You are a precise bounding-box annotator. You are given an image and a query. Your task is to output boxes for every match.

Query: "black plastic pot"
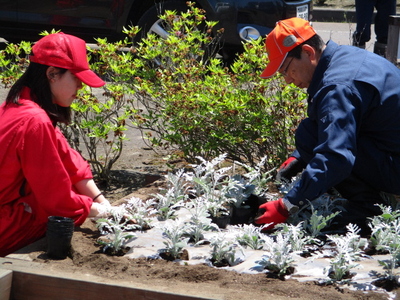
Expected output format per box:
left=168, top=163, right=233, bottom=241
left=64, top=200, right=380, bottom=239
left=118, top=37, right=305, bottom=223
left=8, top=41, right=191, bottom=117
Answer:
left=230, top=205, right=255, bottom=225
left=211, top=214, right=231, bottom=229
left=231, top=194, right=267, bottom=225
left=46, top=216, right=74, bottom=260
left=210, top=206, right=233, bottom=229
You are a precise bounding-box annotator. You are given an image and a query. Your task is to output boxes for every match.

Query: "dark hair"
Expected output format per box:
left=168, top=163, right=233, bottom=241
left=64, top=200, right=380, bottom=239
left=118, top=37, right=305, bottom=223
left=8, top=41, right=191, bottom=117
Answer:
left=287, top=34, right=325, bottom=59
left=5, top=62, right=71, bottom=124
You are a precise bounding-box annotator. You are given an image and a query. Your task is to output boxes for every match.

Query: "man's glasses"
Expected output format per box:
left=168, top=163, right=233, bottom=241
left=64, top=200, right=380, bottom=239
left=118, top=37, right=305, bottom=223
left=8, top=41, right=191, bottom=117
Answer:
left=280, top=57, right=294, bottom=77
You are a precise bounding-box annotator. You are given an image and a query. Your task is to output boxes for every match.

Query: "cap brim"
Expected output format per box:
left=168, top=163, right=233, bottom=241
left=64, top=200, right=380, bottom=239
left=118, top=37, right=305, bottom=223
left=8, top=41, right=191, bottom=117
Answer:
left=260, top=53, right=287, bottom=79
left=74, top=70, right=105, bottom=87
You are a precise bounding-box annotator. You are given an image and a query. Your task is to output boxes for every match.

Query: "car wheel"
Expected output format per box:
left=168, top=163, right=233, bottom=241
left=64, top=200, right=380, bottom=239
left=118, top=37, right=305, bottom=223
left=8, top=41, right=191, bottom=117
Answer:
left=134, top=1, right=223, bottom=64
left=135, top=1, right=189, bottom=42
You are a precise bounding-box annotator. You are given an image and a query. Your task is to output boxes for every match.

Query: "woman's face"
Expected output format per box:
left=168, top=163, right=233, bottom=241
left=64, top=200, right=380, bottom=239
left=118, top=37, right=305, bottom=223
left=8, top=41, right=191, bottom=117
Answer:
left=48, top=67, right=83, bottom=107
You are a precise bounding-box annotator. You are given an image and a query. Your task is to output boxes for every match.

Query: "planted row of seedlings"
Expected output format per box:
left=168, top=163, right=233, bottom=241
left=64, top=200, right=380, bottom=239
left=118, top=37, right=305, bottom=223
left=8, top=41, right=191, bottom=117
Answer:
left=95, top=154, right=400, bottom=292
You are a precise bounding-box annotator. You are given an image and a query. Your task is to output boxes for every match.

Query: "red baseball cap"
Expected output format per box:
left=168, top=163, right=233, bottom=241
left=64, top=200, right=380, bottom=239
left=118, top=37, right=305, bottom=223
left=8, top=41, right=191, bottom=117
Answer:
left=29, top=33, right=105, bottom=87
left=261, top=18, right=316, bottom=79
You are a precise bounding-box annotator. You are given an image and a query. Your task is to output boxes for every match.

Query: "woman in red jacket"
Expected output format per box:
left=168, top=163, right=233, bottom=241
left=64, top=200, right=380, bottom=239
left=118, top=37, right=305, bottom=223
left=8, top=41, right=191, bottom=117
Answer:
left=0, top=33, right=111, bottom=256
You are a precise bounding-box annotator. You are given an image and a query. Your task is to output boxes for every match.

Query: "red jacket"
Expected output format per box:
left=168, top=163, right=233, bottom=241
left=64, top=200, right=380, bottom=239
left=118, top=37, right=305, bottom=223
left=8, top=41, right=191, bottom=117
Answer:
left=0, top=88, right=93, bottom=256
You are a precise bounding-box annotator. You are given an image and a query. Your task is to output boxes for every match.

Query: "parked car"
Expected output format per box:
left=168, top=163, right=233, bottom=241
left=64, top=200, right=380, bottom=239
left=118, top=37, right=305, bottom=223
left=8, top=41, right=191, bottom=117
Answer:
left=0, top=0, right=312, bottom=61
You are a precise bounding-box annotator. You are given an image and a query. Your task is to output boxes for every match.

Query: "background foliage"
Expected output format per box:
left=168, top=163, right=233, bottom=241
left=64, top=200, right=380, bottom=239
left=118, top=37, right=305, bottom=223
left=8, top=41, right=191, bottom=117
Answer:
left=0, top=2, right=307, bottom=183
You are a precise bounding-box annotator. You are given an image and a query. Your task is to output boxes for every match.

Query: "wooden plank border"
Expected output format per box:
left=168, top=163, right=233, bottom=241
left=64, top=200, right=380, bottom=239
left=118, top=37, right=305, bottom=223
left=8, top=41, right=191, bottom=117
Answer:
left=0, top=269, right=12, bottom=300
left=0, top=258, right=210, bottom=300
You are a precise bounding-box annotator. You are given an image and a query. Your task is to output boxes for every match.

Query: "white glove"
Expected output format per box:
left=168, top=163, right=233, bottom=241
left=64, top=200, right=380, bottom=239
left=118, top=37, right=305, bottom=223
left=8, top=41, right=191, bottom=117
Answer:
left=91, top=201, right=120, bottom=219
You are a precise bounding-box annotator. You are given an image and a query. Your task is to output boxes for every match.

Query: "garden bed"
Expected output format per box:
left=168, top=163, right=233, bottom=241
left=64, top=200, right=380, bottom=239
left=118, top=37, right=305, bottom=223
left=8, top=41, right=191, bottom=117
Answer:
left=3, top=176, right=397, bottom=300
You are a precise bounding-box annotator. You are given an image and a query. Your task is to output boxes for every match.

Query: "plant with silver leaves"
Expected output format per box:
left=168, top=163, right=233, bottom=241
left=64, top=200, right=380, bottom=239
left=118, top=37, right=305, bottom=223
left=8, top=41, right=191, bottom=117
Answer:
left=226, top=174, right=255, bottom=208
left=324, top=224, right=363, bottom=282
left=209, top=232, right=243, bottom=267
left=152, top=187, right=185, bottom=221
left=233, top=223, right=266, bottom=250
left=96, top=207, right=137, bottom=255
left=124, top=197, right=156, bottom=230
left=186, top=154, right=240, bottom=217
left=233, top=156, right=272, bottom=196
left=151, top=169, right=190, bottom=221
left=369, top=206, right=400, bottom=281
left=297, top=198, right=340, bottom=239
left=183, top=197, right=219, bottom=245
left=158, top=219, right=190, bottom=260
left=258, top=231, right=295, bottom=277
left=163, top=169, right=190, bottom=203
left=275, top=222, right=310, bottom=253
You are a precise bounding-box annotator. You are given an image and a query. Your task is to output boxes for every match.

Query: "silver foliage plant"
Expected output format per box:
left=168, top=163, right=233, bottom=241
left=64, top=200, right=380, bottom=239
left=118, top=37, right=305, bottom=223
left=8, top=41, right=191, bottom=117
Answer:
left=96, top=206, right=137, bottom=254
left=324, top=224, right=365, bottom=282
left=183, top=197, right=219, bottom=245
left=233, top=223, right=267, bottom=250
left=124, top=197, right=156, bottom=230
left=369, top=205, right=400, bottom=281
left=185, top=153, right=242, bottom=217
left=257, top=231, right=295, bottom=277
left=94, top=154, right=400, bottom=285
left=209, top=232, right=244, bottom=267
left=158, top=219, right=190, bottom=260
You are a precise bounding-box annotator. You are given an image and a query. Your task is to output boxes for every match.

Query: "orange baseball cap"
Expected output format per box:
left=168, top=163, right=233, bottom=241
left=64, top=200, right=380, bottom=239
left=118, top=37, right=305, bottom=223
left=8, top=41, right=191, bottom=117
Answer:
left=30, top=33, right=105, bottom=87
left=261, top=17, right=316, bottom=79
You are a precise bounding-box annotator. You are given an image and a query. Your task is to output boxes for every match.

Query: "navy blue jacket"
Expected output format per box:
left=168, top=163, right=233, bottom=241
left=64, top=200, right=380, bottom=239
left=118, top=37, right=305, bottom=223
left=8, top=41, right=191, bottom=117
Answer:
left=285, top=40, right=400, bottom=207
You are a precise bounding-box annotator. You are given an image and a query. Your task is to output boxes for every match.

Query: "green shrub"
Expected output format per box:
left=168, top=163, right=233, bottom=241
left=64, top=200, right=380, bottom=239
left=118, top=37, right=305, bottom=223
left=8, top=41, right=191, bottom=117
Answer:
left=93, top=2, right=307, bottom=172
left=0, top=2, right=307, bottom=183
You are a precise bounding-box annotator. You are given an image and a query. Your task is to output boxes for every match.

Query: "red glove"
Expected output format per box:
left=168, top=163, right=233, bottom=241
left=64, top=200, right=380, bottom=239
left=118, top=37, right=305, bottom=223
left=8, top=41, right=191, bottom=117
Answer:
left=254, top=198, right=289, bottom=230
left=276, top=156, right=305, bottom=183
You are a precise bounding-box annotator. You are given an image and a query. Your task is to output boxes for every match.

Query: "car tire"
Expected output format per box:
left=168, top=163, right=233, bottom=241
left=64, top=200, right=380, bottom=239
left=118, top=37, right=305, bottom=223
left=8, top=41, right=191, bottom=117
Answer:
left=135, top=1, right=189, bottom=42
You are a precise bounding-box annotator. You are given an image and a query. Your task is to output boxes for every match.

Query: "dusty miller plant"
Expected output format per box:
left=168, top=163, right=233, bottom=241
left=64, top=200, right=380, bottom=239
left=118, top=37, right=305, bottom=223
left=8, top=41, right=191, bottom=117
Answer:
left=151, top=188, right=185, bottom=221
left=369, top=205, right=400, bottom=280
left=185, top=154, right=240, bottom=217
left=324, top=224, right=364, bottom=282
left=183, top=197, right=219, bottom=245
left=258, top=231, right=295, bottom=277
left=233, top=224, right=266, bottom=250
left=209, top=233, right=243, bottom=267
left=158, top=219, right=190, bottom=260
left=287, top=192, right=342, bottom=240
left=280, top=176, right=343, bottom=239
left=275, top=222, right=310, bottom=253
left=96, top=207, right=137, bottom=255
left=123, top=197, right=156, bottom=230
left=226, top=174, right=256, bottom=208
left=233, top=156, right=273, bottom=196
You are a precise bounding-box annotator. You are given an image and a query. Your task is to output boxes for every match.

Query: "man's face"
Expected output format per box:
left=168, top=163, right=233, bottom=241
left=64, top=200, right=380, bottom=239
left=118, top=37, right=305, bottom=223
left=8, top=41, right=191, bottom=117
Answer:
left=278, top=45, right=318, bottom=89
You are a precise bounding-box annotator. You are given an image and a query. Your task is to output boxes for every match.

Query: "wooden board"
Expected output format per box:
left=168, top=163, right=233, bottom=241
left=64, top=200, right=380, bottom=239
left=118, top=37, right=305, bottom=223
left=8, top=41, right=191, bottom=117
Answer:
left=0, top=269, right=12, bottom=300
left=0, top=258, right=210, bottom=300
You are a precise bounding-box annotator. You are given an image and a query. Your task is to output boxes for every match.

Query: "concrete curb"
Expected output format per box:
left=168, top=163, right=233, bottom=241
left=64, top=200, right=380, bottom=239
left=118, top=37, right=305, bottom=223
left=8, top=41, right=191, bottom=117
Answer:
left=312, top=8, right=357, bottom=23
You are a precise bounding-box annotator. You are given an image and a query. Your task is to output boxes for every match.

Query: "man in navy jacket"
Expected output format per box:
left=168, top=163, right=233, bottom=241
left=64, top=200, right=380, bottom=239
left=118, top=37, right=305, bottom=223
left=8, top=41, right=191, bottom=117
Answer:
left=255, top=17, right=400, bottom=235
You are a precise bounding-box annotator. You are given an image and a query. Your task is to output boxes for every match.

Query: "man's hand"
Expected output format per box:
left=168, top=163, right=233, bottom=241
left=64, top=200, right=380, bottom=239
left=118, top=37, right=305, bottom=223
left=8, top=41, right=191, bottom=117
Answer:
left=254, top=198, right=289, bottom=230
left=276, top=156, right=305, bottom=183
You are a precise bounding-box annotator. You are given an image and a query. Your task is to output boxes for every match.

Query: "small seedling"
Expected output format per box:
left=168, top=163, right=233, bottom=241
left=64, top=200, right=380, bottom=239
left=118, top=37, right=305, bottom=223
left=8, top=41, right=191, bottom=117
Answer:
left=96, top=207, right=137, bottom=255
left=152, top=187, right=185, bottom=221
left=233, top=224, right=266, bottom=250
left=275, top=222, right=310, bottom=253
left=124, top=197, right=155, bottom=230
left=258, top=231, right=295, bottom=278
left=209, top=233, right=242, bottom=267
left=158, top=219, right=190, bottom=260
left=324, top=224, right=363, bottom=282
left=184, top=197, right=219, bottom=245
